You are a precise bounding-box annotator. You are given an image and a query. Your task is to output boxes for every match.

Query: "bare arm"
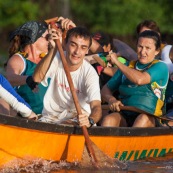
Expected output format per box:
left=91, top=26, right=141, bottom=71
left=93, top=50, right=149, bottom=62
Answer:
left=101, top=84, right=123, bottom=112
left=109, top=53, right=151, bottom=85
left=102, top=67, right=118, bottom=77
left=6, top=55, right=27, bottom=86
left=101, top=84, right=116, bottom=103
left=32, top=46, right=57, bottom=83
left=78, top=100, right=102, bottom=128
left=33, top=18, right=76, bottom=83
left=89, top=100, right=102, bottom=124
left=32, top=27, right=60, bottom=82
left=84, top=54, right=97, bottom=64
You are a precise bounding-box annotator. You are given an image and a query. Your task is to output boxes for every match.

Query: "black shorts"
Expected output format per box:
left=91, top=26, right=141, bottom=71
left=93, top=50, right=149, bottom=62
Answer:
left=120, top=110, right=161, bottom=127
left=120, top=110, right=139, bottom=127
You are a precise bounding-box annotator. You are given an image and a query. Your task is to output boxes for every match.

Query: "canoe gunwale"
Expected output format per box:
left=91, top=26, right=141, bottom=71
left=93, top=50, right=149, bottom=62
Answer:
left=0, top=114, right=173, bottom=136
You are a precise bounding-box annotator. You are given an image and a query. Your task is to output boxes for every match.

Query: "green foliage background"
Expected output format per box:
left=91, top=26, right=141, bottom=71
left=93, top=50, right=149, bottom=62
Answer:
left=71, top=0, right=173, bottom=33
left=0, top=0, right=173, bottom=71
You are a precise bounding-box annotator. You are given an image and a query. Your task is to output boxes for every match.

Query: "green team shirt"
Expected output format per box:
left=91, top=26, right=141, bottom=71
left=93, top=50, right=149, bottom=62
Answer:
left=107, top=60, right=169, bottom=116
left=16, top=58, right=49, bottom=114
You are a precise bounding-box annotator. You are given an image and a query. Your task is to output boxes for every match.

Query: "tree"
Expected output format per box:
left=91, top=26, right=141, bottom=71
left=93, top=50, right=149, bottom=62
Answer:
left=0, top=0, right=40, bottom=29
left=70, top=0, right=173, bottom=36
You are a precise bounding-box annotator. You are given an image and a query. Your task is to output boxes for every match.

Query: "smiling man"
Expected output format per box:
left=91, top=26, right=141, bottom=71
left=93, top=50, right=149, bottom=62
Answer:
left=101, top=30, right=169, bottom=127
left=31, top=26, right=102, bottom=127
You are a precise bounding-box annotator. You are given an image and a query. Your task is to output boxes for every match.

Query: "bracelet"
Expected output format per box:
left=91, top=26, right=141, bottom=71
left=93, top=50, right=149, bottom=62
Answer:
left=26, top=76, right=38, bottom=90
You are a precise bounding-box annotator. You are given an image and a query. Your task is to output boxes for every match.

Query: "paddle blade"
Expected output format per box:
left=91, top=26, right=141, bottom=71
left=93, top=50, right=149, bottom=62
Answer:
left=80, top=141, right=127, bottom=170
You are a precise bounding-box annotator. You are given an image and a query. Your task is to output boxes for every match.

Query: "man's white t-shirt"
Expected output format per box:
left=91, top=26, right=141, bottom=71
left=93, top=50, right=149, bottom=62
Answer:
left=40, top=51, right=101, bottom=123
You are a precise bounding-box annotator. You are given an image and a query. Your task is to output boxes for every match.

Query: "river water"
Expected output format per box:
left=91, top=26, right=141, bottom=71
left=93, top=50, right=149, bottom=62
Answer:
left=0, top=156, right=173, bottom=173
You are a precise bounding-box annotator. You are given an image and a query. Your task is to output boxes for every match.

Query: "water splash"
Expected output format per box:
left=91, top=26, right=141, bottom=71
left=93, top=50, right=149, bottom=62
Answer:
left=1, top=157, right=172, bottom=173
left=0, top=157, right=79, bottom=173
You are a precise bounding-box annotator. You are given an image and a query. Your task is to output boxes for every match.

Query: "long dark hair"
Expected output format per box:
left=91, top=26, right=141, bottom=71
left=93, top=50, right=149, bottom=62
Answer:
left=4, top=35, right=29, bottom=68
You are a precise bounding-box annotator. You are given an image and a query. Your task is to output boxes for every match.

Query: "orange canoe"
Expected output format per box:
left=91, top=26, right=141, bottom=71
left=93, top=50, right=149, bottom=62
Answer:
left=0, top=114, right=172, bottom=167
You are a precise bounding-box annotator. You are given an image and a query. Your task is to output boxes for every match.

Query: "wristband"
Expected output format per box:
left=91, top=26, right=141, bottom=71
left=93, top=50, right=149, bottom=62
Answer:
left=114, top=57, right=127, bottom=67
left=96, top=65, right=104, bottom=75
left=88, top=117, right=95, bottom=127
left=26, top=76, right=38, bottom=90
left=117, top=57, right=126, bottom=64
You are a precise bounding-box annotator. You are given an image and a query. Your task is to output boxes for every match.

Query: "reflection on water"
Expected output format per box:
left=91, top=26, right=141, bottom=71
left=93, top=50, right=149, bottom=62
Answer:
left=0, top=157, right=173, bottom=173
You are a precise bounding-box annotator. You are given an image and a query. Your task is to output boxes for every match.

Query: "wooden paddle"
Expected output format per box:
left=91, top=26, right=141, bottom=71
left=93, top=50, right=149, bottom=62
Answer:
left=102, top=105, right=173, bottom=122
left=45, top=18, right=98, bottom=166
left=45, top=17, right=127, bottom=169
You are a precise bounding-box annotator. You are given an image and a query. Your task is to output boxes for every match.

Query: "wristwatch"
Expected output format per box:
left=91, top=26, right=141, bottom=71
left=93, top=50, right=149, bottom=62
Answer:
left=88, top=117, right=95, bottom=127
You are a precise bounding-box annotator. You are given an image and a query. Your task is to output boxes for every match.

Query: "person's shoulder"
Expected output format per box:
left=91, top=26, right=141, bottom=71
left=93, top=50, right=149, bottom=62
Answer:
left=162, top=44, right=172, bottom=52
left=10, top=53, right=24, bottom=60
left=83, top=60, right=98, bottom=74
left=7, top=53, right=25, bottom=66
left=152, top=59, right=166, bottom=65
left=153, top=60, right=168, bottom=70
left=157, top=60, right=168, bottom=65
left=83, top=59, right=94, bottom=67
left=84, top=59, right=97, bottom=69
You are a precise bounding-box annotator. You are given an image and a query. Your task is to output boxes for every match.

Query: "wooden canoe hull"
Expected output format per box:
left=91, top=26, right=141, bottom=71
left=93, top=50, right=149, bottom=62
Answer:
left=0, top=114, right=173, bottom=167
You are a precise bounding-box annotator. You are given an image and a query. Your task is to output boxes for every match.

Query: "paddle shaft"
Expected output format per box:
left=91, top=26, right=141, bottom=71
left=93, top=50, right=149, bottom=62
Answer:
left=53, top=31, right=97, bottom=164
left=102, top=105, right=173, bottom=122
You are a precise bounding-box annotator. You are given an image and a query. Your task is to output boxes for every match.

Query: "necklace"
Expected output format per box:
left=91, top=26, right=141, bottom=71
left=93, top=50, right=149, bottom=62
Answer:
left=135, top=61, right=153, bottom=71
left=39, top=52, right=47, bottom=59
